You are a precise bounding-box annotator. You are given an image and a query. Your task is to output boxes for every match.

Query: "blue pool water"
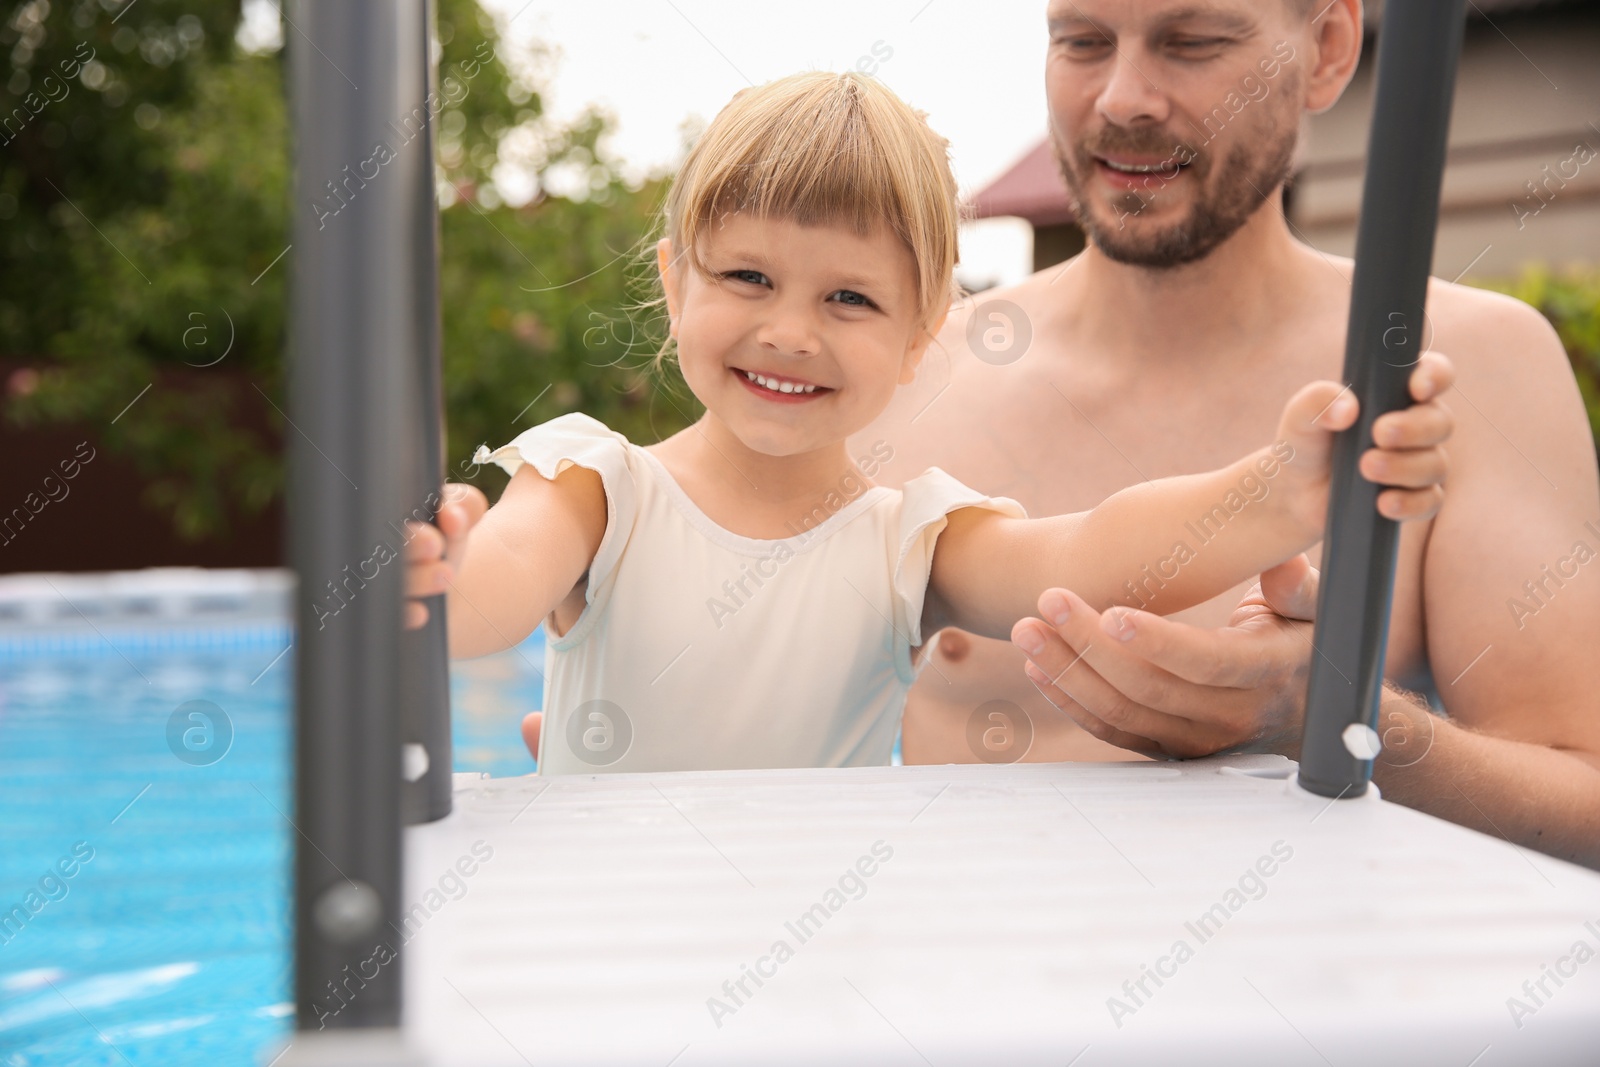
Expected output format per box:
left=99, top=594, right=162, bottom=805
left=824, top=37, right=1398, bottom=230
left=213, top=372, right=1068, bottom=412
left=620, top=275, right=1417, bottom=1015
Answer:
left=0, top=617, right=544, bottom=1066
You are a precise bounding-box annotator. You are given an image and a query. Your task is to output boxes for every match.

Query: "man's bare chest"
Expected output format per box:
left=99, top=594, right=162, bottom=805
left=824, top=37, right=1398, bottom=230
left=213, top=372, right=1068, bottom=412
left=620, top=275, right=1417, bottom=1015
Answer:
left=922, top=345, right=1333, bottom=519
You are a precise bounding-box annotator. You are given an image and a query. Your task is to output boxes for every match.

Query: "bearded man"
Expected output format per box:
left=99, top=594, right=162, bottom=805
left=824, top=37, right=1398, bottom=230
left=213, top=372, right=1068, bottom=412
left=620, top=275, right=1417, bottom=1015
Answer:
left=852, top=0, right=1600, bottom=868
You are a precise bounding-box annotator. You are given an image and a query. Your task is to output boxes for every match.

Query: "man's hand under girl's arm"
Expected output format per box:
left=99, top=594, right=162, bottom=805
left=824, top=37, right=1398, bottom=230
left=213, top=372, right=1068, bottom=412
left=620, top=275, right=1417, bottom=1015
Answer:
left=403, top=462, right=609, bottom=659
left=924, top=353, right=1456, bottom=643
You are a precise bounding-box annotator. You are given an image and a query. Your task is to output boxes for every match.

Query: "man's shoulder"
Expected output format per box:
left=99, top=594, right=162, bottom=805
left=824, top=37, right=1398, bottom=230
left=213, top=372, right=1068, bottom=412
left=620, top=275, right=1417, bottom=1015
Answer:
left=1271, top=245, right=1557, bottom=360
left=1426, top=276, right=1566, bottom=374
left=1429, top=275, right=1555, bottom=333
left=950, top=259, right=1081, bottom=321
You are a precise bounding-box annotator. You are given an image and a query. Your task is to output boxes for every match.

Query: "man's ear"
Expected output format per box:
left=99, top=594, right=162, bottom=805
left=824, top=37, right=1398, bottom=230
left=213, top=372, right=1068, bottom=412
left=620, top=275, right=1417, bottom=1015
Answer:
left=900, top=302, right=950, bottom=385
left=1303, top=0, right=1363, bottom=115
left=656, top=237, right=682, bottom=337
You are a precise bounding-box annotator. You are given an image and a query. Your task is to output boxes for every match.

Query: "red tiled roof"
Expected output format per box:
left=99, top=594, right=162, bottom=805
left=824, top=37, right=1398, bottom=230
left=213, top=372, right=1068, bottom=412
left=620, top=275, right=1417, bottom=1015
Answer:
left=968, top=140, right=1076, bottom=227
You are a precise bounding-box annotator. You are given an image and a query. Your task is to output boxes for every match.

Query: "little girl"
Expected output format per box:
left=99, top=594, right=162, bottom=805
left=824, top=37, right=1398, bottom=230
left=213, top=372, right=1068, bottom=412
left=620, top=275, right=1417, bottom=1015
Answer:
left=405, top=71, right=1452, bottom=775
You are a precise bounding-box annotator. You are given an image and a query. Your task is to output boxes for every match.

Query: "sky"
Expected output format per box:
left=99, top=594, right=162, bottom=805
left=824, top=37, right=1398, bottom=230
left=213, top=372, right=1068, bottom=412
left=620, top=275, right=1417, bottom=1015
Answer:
left=477, top=0, right=1060, bottom=289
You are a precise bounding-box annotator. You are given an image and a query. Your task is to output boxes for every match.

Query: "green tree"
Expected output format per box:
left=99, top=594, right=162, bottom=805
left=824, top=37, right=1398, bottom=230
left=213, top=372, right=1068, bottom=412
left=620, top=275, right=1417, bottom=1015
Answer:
left=2, top=0, right=684, bottom=542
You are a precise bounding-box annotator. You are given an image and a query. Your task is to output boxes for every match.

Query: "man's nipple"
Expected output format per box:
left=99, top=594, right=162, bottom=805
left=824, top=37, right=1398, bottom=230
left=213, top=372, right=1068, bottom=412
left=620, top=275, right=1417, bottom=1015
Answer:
left=937, top=629, right=970, bottom=663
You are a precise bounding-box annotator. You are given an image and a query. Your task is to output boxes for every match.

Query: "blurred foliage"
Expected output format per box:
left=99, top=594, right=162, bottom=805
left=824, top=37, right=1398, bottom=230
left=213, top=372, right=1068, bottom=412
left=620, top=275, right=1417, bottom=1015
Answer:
left=438, top=179, right=693, bottom=494
left=1, top=0, right=686, bottom=542
left=1476, top=267, right=1600, bottom=446
left=13, top=0, right=1593, bottom=548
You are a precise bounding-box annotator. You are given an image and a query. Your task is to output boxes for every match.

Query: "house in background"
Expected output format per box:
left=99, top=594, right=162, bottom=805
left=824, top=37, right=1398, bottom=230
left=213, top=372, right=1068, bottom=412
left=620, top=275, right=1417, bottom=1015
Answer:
left=970, top=0, right=1600, bottom=279
left=968, top=139, right=1087, bottom=274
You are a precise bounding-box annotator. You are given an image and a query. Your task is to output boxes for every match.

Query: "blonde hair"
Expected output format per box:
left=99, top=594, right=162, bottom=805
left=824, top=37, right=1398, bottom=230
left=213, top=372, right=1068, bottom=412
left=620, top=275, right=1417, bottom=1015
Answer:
left=648, top=70, right=961, bottom=373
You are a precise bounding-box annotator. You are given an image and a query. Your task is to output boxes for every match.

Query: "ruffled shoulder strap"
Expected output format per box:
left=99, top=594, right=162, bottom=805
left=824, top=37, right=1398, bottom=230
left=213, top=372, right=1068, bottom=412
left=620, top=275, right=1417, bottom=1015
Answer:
left=472, top=412, right=639, bottom=645
left=890, top=467, right=1027, bottom=683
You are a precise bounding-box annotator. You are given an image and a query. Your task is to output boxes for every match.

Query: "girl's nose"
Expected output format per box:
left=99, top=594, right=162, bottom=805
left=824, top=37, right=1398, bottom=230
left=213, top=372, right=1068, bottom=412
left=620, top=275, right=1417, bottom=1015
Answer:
left=755, top=301, right=821, bottom=358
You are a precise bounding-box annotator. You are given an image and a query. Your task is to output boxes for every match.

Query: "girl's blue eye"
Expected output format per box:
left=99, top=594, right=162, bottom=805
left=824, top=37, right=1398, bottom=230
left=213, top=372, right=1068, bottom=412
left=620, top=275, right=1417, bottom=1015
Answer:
left=719, top=269, right=875, bottom=308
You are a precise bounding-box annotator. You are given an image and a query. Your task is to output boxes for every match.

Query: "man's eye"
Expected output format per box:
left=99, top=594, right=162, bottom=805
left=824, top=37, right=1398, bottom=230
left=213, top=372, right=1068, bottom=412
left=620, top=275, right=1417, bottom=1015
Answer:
left=1169, top=37, right=1229, bottom=53
left=1055, top=35, right=1111, bottom=55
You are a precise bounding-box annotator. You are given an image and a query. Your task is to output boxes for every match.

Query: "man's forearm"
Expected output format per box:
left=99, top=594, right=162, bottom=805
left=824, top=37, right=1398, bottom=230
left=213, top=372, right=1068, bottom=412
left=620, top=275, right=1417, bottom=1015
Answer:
left=1367, top=687, right=1600, bottom=870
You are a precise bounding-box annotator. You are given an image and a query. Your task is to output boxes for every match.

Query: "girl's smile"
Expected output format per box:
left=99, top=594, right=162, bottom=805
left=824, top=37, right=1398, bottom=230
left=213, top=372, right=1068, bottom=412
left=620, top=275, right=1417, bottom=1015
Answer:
left=732, top=366, right=834, bottom=402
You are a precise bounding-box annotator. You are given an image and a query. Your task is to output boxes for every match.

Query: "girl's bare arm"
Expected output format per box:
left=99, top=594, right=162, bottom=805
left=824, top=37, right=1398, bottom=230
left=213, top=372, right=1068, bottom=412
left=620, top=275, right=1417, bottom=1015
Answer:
left=925, top=361, right=1454, bottom=642
left=405, top=462, right=608, bottom=659
left=927, top=446, right=1315, bottom=642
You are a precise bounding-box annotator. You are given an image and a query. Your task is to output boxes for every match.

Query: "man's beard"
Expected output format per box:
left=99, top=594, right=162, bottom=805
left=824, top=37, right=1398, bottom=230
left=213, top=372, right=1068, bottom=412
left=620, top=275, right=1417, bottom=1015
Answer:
left=1054, top=114, right=1298, bottom=270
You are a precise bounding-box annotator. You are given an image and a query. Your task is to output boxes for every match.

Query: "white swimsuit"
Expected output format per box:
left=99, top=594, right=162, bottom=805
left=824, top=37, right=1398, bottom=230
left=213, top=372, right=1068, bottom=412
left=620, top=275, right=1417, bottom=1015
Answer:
left=473, top=413, right=1026, bottom=775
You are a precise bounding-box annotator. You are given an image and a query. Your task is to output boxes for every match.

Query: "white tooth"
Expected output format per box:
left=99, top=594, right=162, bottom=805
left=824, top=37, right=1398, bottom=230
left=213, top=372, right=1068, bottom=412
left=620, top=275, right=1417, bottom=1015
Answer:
left=1107, top=160, right=1170, bottom=174
left=744, top=371, right=821, bottom=394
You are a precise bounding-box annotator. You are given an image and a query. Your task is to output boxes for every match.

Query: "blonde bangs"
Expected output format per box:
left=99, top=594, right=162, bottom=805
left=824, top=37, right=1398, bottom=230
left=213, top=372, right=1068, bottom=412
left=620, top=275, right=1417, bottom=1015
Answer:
left=663, top=71, right=960, bottom=336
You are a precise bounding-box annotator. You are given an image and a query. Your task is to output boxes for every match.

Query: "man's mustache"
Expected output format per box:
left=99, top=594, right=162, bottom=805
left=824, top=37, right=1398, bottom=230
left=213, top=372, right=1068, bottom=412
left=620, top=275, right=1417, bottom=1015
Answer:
left=1073, top=131, right=1204, bottom=171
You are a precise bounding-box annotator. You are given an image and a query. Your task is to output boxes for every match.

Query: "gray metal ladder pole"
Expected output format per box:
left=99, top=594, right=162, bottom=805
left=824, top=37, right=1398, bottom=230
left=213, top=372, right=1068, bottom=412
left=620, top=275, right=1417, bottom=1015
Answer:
left=400, top=0, right=454, bottom=828
left=1296, top=0, right=1468, bottom=798
left=287, top=0, right=429, bottom=1033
